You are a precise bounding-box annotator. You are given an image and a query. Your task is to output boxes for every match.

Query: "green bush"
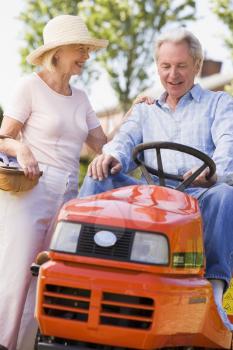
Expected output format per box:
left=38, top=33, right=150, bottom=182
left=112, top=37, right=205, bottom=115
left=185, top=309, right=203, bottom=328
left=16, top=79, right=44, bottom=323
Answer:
left=79, top=157, right=90, bottom=188
left=225, top=81, right=233, bottom=96
left=0, top=105, right=3, bottom=126
left=78, top=157, right=142, bottom=190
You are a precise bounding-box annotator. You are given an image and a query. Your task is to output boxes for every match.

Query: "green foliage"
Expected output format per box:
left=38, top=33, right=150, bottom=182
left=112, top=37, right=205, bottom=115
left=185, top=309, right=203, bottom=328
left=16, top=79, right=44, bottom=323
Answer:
left=79, top=156, right=90, bottom=187
left=212, top=0, right=233, bottom=51
left=19, top=0, right=82, bottom=72
left=211, top=1, right=233, bottom=29
left=19, top=0, right=196, bottom=111
left=211, top=0, right=233, bottom=94
left=78, top=0, right=196, bottom=111
left=225, top=81, right=233, bottom=96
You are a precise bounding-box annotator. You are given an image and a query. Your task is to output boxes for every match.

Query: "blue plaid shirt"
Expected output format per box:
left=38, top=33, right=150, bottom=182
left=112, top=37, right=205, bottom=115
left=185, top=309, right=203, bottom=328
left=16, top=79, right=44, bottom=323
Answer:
left=103, top=84, right=233, bottom=182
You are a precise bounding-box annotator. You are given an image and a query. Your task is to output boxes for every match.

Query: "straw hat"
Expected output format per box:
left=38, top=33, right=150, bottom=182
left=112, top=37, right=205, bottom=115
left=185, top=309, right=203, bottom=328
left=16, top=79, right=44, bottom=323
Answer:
left=26, top=15, right=108, bottom=65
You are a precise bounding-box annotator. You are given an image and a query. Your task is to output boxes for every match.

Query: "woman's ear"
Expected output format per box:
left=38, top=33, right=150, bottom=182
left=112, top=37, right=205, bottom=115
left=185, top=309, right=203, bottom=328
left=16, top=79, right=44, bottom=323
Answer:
left=53, top=48, right=61, bottom=64
left=52, top=54, right=59, bottom=66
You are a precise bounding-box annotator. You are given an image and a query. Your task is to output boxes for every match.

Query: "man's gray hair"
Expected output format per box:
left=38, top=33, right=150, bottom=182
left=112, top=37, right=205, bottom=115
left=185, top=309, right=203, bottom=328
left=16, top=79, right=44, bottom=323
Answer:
left=154, top=27, right=204, bottom=70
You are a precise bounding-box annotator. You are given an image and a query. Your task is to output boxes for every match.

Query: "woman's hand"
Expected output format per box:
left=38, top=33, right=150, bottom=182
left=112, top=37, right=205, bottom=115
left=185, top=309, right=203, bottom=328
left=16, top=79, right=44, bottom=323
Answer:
left=16, top=144, right=40, bottom=179
left=124, top=95, right=155, bottom=119
left=0, top=116, right=40, bottom=179
left=133, top=95, right=155, bottom=105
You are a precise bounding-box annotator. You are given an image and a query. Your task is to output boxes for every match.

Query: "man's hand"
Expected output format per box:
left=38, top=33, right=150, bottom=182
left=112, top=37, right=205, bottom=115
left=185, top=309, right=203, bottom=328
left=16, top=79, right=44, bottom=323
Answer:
left=87, top=154, right=122, bottom=181
left=183, top=167, right=217, bottom=187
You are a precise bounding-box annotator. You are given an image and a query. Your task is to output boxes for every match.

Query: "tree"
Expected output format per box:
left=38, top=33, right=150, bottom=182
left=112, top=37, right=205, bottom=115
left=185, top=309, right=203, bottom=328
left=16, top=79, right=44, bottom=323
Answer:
left=19, top=0, right=82, bottom=72
left=211, top=0, right=233, bottom=52
left=211, top=0, right=233, bottom=94
left=78, top=0, right=196, bottom=111
left=19, top=0, right=196, bottom=111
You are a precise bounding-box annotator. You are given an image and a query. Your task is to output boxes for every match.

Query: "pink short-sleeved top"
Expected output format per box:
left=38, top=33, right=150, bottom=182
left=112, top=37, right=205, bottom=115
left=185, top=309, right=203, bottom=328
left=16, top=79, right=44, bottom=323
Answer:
left=4, top=73, right=100, bottom=174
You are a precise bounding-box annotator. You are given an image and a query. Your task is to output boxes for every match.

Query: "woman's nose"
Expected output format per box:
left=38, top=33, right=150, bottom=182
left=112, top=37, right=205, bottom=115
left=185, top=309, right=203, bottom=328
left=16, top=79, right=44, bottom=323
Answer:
left=83, top=49, right=90, bottom=60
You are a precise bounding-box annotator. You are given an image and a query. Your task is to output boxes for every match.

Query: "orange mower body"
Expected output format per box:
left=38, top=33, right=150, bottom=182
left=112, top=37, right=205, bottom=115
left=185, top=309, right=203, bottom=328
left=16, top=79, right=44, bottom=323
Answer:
left=35, top=185, right=233, bottom=350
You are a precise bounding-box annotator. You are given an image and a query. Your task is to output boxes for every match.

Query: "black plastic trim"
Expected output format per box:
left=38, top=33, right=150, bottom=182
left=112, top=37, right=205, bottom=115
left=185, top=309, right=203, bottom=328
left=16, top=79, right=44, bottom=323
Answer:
left=50, top=221, right=170, bottom=267
left=37, top=342, right=94, bottom=350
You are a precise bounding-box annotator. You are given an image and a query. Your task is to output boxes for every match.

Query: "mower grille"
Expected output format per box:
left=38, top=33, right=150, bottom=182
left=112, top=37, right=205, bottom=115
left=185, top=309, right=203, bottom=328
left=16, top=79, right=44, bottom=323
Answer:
left=42, top=284, right=91, bottom=322
left=100, top=292, right=154, bottom=330
left=41, top=284, right=154, bottom=330
left=77, top=225, right=133, bottom=260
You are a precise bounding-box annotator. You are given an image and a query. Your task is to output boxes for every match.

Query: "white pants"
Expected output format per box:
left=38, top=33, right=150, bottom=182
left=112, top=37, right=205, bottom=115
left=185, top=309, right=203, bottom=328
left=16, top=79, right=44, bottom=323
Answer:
left=0, top=164, right=78, bottom=350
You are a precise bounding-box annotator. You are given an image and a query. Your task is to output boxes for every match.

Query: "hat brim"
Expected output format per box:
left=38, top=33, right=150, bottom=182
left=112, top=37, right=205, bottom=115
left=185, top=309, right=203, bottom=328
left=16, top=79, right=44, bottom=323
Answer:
left=26, top=38, right=108, bottom=65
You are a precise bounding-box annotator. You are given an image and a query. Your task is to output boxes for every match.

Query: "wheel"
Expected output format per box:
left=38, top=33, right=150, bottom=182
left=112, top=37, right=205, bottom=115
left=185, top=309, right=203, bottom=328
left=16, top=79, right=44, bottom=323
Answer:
left=132, top=141, right=216, bottom=191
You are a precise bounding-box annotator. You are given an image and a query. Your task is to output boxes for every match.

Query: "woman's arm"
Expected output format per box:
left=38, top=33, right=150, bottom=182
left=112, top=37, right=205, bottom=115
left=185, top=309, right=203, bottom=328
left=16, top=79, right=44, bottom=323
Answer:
left=0, top=116, right=23, bottom=154
left=0, top=116, right=40, bottom=178
left=85, top=125, right=107, bottom=154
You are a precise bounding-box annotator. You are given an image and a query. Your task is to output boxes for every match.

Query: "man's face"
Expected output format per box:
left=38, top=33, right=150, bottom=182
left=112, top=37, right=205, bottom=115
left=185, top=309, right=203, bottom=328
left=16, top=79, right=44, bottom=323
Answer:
left=157, top=40, right=200, bottom=101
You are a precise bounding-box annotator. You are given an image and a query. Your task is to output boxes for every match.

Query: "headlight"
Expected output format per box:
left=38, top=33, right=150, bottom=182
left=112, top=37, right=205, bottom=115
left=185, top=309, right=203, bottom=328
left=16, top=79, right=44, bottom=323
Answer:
left=50, top=221, right=82, bottom=253
left=130, top=232, right=169, bottom=264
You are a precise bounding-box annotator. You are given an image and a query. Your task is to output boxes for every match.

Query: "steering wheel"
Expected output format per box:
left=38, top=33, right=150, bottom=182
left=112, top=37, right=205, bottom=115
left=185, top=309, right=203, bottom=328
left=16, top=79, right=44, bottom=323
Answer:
left=132, top=141, right=216, bottom=191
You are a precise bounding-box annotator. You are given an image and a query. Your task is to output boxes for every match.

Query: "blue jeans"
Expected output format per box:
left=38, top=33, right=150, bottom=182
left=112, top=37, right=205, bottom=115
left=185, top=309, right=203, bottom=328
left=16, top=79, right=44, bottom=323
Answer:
left=79, top=173, right=233, bottom=289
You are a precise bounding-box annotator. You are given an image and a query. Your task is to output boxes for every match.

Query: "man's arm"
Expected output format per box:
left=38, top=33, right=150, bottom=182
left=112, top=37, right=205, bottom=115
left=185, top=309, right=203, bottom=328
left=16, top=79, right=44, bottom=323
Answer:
left=85, top=126, right=107, bottom=153
left=211, top=92, right=233, bottom=182
left=87, top=105, right=144, bottom=181
left=183, top=92, right=233, bottom=187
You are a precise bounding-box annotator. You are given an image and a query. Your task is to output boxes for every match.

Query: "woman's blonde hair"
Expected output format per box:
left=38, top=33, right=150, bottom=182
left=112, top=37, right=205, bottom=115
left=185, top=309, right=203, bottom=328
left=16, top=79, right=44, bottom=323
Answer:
left=154, top=28, right=204, bottom=72
left=40, top=47, right=60, bottom=72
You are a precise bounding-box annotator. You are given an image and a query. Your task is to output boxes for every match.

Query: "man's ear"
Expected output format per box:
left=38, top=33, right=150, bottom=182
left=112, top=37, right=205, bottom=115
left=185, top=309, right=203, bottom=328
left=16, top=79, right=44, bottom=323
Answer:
left=195, top=59, right=202, bottom=75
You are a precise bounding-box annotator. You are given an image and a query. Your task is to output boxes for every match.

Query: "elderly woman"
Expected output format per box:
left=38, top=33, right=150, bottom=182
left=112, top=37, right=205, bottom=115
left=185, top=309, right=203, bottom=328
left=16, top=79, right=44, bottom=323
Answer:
left=0, top=14, right=108, bottom=350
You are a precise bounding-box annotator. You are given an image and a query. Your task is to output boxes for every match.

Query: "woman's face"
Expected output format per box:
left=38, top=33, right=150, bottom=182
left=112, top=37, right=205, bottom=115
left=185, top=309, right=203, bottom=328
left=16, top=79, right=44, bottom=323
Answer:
left=55, top=44, right=90, bottom=75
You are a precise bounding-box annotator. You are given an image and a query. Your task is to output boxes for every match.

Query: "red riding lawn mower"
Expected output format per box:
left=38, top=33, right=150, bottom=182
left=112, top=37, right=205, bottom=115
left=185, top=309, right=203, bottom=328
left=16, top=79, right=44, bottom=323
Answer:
left=32, top=142, right=233, bottom=350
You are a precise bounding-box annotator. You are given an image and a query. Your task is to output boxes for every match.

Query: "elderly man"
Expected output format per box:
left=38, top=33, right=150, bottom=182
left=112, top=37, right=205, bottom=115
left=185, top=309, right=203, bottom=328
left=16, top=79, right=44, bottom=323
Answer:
left=79, top=28, right=233, bottom=330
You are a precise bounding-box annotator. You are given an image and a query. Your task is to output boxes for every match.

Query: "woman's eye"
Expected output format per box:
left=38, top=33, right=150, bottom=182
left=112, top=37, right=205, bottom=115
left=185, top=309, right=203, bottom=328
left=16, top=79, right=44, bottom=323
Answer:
left=79, top=49, right=86, bottom=54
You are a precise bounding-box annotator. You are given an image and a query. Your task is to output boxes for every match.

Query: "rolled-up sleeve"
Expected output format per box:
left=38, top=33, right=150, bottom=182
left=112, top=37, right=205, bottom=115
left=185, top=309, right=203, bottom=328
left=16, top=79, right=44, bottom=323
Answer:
left=103, top=105, right=143, bottom=173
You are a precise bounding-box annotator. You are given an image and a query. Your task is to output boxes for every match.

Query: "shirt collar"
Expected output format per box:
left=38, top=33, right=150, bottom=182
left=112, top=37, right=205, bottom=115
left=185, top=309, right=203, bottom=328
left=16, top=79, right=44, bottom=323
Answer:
left=157, top=83, right=203, bottom=108
left=189, top=84, right=202, bottom=102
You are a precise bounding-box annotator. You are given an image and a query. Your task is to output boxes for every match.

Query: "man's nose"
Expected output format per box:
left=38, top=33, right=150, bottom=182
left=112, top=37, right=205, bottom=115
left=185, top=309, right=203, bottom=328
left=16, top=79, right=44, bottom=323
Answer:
left=169, top=67, right=178, bottom=78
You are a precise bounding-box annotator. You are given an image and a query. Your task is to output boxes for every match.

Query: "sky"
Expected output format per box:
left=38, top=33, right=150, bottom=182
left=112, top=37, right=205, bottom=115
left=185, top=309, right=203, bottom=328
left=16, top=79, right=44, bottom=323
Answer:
left=0, top=0, right=232, bottom=112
